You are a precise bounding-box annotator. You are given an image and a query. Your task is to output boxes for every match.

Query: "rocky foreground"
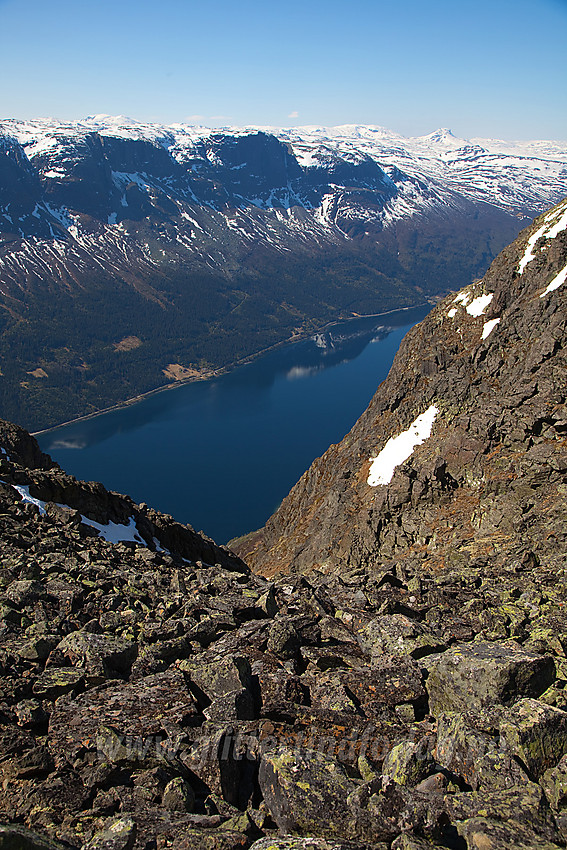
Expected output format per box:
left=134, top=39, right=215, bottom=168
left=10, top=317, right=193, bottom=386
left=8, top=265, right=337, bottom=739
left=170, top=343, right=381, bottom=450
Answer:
left=1, top=199, right=567, bottom=850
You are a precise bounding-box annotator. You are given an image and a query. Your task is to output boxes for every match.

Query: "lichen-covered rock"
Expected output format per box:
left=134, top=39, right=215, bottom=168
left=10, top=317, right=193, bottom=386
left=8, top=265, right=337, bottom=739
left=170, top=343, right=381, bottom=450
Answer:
left=249, top=839, right=387, bottom=850
left=180, top=726, right=257, bottom=809
left=435, top=712, right=529, bottom=790
left=162, top=777, right=195, bottom=812
left=82, top=818, right=137, bottom=850
left=32, top=666, right=86, bottom=699
left=0, top=825, right=66, bottom=850
left=444, top=782, right=552, bottom=830
left=167, top=828, right=249, bottom=850
left=179, top=655, right=253, bottom=702
left=357, top=615, right=444, bottom=660
left=381, top=737, right=433, bottom=786
left=341, top=656, right=427, bottom=712
left=266, top=621, right=301, bottom=661
left=426, top=642, right=555, bottom=714
left=391, top=835, right=443, bottom=850
left=203, top=688, right=257, bottom=722
left=499, top=699, right=567, bottom=779
left=50, top=631, right=137, bottom=680
left=541, top=753, right=567, bottom=812
left=456, top=816, right=564, bottom=849
left=48, top=668, right=199, bottom=765
left=0, top=744, right=53, bottom=781
left=364, top=779, right=448, bottom=842
left=258, top=747, right=357, bottom=839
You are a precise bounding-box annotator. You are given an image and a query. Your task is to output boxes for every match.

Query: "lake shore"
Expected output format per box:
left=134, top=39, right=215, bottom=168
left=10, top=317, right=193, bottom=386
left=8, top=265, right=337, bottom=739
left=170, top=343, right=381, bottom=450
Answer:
left=33, top=302, right=432, bottom=436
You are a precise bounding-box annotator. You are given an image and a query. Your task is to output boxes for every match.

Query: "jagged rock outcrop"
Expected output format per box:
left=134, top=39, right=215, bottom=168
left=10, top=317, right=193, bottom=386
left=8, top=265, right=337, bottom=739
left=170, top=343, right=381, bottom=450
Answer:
left=2, top=202, right=567, bottom=848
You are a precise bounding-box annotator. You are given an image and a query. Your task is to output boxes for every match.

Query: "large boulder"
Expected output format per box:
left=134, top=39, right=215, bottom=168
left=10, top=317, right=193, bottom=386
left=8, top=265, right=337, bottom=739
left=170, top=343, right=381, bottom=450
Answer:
left=426, top=642, right=555, bottom=714
left=0, top=826, right=66, bottom=850
left=456, top=816, right=563, bottom=849
left=48, top=668, right=198, bottom=766
left=499, top=698, right=567, bottom=779
left=357, top=615, right=445, bottom=660
left=49, top=631, right=137, bottom=681
left=435, top=712, right=529, bottom=790
left=258, top=747, right=356, bottom=838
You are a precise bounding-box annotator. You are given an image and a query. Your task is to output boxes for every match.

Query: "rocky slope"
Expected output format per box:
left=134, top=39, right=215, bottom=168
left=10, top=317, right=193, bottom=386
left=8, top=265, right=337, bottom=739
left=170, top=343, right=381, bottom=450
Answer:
left=1, top=203, right=567, bottom=849
left=1, top=117, right=566, bottom=430
left=238, top=197, right=567, bottom=581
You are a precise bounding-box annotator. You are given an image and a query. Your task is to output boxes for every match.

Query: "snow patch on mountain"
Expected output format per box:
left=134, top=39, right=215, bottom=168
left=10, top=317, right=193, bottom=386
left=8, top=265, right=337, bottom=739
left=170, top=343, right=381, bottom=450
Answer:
left=482, top=317, right=501, bottom=340
left=2, top=118, right=566, bottom=230
left=518, top=198, right=567, bottom=274
left=368, top=405, right=439, bottom=487
left=541, top=263, right=567, bottom=297
left=466, top=293, right=494, bottom=317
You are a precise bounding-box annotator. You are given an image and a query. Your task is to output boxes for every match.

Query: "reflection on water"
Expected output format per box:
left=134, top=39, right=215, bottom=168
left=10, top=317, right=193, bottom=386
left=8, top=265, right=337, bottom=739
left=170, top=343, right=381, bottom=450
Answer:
left=286, top=365, right=323, bottom=381
left=39, top=305, right=430, bottom=543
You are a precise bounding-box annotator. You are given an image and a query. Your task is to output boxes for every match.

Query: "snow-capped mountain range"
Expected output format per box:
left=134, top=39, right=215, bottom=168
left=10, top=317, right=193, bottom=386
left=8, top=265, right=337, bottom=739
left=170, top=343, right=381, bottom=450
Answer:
left=1, top=115, right=566, bottom=278
left=0, top=116, right=566, bottom=431
left=3, top=115, right=566, bottom=231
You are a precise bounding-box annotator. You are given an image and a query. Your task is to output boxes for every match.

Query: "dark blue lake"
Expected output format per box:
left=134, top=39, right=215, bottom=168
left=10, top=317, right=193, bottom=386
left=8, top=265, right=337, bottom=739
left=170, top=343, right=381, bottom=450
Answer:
left=37, top=305, right=430, bottom=544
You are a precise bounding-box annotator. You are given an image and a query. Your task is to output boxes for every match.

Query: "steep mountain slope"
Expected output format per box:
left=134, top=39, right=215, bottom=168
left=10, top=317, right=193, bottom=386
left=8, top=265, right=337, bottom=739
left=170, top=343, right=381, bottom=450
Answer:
left=2, top=205, right=567, bottom=848
left=1, top=117, right=565, bottom=431
left=237, top=197, right=567, bottom=579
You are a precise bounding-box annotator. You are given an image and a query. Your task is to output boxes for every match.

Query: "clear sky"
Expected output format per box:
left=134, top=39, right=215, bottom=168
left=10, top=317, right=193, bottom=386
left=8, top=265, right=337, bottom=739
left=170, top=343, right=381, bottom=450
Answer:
left=2, top=0, right=566, bottom=140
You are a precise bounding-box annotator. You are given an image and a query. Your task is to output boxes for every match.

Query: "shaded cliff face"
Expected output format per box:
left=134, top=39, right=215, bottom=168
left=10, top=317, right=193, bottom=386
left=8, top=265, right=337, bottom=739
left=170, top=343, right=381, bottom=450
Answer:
left=237, top=198, right=567, bottom=579
left=0, top=418, right=245, bottom=573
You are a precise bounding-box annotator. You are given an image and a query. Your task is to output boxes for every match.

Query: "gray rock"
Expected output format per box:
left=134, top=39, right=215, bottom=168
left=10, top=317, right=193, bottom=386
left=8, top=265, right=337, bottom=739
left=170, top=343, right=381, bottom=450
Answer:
left=357, top=614, right=445, bottom=659
left=456, top=816, right=563, bottom=849
left=381, top=737, right=433, bottom=786
left=162, top=776, right=196, bottom=812
left=0, top=825, right=67, bottom=850
left=499, top=698, right=567, bottom=779
left=50, top=630, right=137, bottom=679
left=82, top=818, right=137, bottom=850
left=426, top=642, right=555, bottom=714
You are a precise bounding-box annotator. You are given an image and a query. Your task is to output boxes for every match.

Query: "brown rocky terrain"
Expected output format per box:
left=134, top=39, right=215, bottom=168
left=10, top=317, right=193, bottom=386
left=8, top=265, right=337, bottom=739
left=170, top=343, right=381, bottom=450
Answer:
left=1, top=200, right=567, bottom=850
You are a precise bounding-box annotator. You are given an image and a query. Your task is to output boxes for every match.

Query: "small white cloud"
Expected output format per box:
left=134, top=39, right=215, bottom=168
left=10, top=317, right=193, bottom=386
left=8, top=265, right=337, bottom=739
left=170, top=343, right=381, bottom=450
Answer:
left=184, top=114, right=232, bottom=127
left=288, top=110, right=299, bottom=119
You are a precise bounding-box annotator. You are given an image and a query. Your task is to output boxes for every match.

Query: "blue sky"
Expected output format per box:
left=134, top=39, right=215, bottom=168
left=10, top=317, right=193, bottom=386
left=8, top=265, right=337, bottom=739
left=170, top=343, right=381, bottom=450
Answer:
left=2, top=0, right=566, bottom=139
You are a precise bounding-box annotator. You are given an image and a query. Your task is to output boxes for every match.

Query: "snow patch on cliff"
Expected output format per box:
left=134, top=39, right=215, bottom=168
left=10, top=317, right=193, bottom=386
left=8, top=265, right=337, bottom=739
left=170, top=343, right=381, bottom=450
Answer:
left=482, top=317, right=501, bottom=339
left=80, top=515, right=145, bottom=545
left=454, top=291, right=471, bottom=306
left=368, top=405, right=439, bottom=487
left=541, top=262, right=567, bottom=297
left=466, top=293, right=493, bottom=317
left=12, top=484, right=46, bottom=515
left=2, top=479, right=153, bottom=547
left=518, top=200, right=567, bottom=275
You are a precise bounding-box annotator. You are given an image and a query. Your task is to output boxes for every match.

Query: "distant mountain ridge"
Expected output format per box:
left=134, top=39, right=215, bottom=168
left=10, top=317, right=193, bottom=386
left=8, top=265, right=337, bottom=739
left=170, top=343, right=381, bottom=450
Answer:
left=1, top=116, right=566, bottom=430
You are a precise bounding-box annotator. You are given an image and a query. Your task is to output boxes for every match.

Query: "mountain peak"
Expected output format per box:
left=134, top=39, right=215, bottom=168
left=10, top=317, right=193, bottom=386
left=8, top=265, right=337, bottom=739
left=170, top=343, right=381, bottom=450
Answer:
left=419, top=127, right=463, bottom=147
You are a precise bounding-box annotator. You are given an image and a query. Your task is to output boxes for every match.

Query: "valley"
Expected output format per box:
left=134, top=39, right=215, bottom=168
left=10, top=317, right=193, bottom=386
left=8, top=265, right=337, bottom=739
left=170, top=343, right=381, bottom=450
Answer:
left=1, top=118, right=565, bottom=431
left=37, top=306, right=430, bottom=544
left=3, top=0, right=567, bottom=847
